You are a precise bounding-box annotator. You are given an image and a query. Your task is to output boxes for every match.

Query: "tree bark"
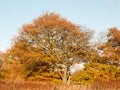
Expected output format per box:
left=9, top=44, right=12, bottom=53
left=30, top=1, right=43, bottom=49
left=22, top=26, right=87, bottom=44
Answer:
left=62, top=66, right=67, bottom=84
left=62, top=66, right=71, bottom=85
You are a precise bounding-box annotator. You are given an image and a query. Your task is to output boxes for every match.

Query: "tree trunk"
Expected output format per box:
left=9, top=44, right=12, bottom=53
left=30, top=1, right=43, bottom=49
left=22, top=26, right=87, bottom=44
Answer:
left=62, top=66, right=67, bottom=84
left=67, top=76, right=71, bottom=85
left=62, top=66, right=71, bottom=85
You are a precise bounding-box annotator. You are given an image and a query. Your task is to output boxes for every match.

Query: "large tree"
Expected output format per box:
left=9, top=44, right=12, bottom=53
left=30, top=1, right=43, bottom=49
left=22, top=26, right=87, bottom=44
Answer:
left=3, top=13, right=93, bottom=84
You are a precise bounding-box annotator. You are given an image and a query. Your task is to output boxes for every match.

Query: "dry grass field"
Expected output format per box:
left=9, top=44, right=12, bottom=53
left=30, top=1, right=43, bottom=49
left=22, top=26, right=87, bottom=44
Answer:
left=0, top=79, right=120, bottom=90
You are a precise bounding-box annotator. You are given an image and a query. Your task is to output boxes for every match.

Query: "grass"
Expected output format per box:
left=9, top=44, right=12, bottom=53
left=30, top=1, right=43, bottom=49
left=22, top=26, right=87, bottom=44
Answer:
left=0, top=79, right=120, bottom=90
left=92, top=79, right=120, bottom=90
left=0, top=80, right=89, bottom=90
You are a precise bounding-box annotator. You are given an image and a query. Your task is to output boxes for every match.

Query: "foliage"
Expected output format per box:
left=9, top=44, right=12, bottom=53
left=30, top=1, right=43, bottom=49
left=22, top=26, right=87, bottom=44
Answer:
left=2, top=12, right=120, bottom=86
left=71, top=62, right=120, bottom=85
left=2, top=12, right=93, bottom=84
left=98, top=27, right=120, bottom=65
left=0, top=52, right=3, bottom=79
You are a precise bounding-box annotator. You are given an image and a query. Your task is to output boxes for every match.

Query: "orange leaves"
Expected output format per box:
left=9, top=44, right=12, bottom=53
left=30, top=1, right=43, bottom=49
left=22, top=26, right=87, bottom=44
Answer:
left=34, top=12, right=78, bottom=32
left=2, top=12, right=94, bottom=83
left=98, top=27, right=120, bottom=64
left=21, top=24, right=40, bottom=35
left=108, top=27, right=120, bottom=41
left=108, top=27, right=120, bottom=48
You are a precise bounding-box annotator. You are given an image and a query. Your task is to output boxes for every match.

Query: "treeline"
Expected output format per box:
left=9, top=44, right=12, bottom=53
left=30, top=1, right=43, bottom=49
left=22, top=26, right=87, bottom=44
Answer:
left=0, top=12, right=120, bottom=85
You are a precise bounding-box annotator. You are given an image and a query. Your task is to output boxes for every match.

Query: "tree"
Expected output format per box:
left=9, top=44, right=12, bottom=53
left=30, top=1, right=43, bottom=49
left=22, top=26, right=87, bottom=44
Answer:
left=0, top=52, right=3, bottom=78
left=71, top=28, right=120, bottom=85
left=3, top=12, right=93, bottom=84
left=72, top=62, right=120, bottom=85
left=98, top=27, right=120, bottom=65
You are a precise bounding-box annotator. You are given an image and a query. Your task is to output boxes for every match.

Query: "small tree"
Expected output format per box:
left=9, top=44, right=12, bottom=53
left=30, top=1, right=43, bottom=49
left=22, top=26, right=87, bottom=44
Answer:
left=3, top=12, right=93, bottom=84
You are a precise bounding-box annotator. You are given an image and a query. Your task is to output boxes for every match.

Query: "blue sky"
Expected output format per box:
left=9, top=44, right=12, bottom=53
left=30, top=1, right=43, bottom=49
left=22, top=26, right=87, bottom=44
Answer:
left=0, top=0, right=120, bottom=51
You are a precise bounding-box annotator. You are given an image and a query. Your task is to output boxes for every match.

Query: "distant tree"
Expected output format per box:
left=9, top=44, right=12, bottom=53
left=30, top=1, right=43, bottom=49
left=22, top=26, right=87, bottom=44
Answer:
left=71, top=28, right=120, bottom=85
left=0, top=59, right=2, bottom=74
left=0, top=52, right=4, bottom=79
left=98, top=27, right=120, bottom=65
left=3, top=12, right=93, bottom=84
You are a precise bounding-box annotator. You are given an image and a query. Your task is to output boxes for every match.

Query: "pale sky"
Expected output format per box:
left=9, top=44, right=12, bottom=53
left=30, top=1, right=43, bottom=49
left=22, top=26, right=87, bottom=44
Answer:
left=0, top=0, right=120, bottom=51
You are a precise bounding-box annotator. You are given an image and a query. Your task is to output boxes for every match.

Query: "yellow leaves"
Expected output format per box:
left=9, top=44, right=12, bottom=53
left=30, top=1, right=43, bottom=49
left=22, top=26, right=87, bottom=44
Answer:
left=27, top=72, right=62, bottom=83
left=3, top=58, right=24, bottom=81
left=72, top=62, right=119, bottom=85
left=43, top=55, right=55, bottom=61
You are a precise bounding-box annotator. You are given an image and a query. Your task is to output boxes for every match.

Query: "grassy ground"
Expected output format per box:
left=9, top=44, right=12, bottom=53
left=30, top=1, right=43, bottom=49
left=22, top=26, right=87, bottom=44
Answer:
left=0, top=80, right=120, bottom=90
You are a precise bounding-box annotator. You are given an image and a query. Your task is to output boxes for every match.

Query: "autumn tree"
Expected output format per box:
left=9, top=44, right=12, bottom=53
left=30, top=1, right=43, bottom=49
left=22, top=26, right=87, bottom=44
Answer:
left=71, top=28, right=120, bottom=85
left=98, top=27, right=120, bottom=65
left=3, top=12, right=93, bottom=84
left=0, top=52, right=3, bottom=78
left=0, top=60, right=2, bottom=78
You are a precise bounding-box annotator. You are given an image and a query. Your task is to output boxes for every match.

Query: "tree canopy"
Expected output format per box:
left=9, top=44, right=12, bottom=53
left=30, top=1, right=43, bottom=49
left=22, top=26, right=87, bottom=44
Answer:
left=99, top=27, right=120, bottom=65
left=3, top=13, right=93, bottom=84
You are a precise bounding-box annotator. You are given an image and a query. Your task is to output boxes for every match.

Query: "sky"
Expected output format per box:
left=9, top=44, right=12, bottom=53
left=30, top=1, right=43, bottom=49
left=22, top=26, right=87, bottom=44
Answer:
left=0, top=0, right=120, bottom=51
